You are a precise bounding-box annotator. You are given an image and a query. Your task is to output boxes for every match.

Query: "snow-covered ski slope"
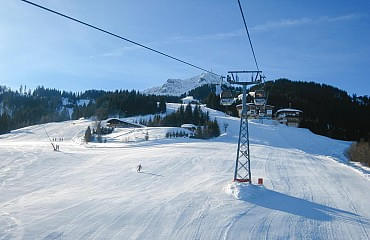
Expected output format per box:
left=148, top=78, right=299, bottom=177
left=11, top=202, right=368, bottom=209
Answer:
left=0, top=106, right=369, bottom=240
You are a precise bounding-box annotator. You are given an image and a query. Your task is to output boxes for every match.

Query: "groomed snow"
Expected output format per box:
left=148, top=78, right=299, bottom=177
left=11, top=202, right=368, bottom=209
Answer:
left=0, top=105, right=369, bottom=239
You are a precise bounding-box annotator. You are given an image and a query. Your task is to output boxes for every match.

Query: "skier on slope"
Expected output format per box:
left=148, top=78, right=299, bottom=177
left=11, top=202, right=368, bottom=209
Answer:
left=137, top=164, right=142, bottom=173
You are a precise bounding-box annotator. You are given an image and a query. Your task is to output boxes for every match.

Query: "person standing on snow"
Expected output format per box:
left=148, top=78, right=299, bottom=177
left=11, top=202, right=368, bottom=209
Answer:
left=137, top=164, right=142, bottom=173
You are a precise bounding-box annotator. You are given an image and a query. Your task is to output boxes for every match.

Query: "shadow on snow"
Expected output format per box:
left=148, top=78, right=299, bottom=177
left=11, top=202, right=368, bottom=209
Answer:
left=238, top=185, right=369, bottom=225
left=139, top=171, right=163, bottom=177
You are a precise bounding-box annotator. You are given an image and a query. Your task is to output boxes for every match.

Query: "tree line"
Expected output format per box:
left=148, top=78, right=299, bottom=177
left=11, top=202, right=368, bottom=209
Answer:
left=71, top=90, right=169, bottom=120
left=180, top=80, right=370, bottom=142
left=0, top=85, right=179, bottom=134
left=261, top=79, right=370, bottom=141
left=2, top=78, right=369, bottom=142
left=141, top=103, right=220, bottom=139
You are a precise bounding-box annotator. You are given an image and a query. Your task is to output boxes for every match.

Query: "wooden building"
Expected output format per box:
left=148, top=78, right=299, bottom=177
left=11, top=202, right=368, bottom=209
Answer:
left=181, top=96, right=200, bottom=104
left=181, top=124, right=197, bottom=132
left=236, top=103, right=274, bottom=119
left=275, top=108, right=303, bottom=127
left=106, top=118, right=142, bottom=128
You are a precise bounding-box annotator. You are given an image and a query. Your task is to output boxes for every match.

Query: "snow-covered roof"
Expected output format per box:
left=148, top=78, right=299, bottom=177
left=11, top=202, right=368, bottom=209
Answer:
left=106, top=118, right=143, bottom=127
left=236, top=103, right=254, bottom=109
left=181, top=96, right=199, bottom=103
left=238, top=92, right=257, bottom=100
left=276, top=108, right=303, bottom=114
left=236, top=103, right=274, bottom=109
left=181, top=96, right=195, bottom=101
left=181, top=124, right=197, bottom=128
left=106, top=118, right=126, bottom=124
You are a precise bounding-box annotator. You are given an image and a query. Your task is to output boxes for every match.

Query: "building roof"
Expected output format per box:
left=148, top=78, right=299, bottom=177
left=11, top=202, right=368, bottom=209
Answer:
left=107, top=118, right=125, bottom=124
left=181, top=96, right=199, bottom=102
left=106, top=118, right=143, bottom=127
left=236, top=103, right=274, bottom=109
left=276, top=108, right=303, bottom=114
left=181, top=124, right=197, bottom=128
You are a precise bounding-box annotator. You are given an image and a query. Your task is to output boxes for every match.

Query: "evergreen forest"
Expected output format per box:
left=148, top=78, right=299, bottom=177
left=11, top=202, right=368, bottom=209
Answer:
left=191, top=79, right=369, bottom=142
left=142, top=103, right=221, bottom=139
left=0, top=85, right=179, bottom=134
left=1, top=78, right=369, bottom=143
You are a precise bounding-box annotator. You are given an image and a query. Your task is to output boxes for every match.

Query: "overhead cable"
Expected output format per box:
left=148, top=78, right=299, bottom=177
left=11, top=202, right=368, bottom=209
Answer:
left=20, top=0, right=223, bottom=78
left=237, top=0, right=260, bottom=71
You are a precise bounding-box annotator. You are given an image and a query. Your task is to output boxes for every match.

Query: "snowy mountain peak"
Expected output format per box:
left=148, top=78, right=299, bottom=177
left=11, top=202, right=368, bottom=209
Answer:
left=144, top=72, right=221, bottom=96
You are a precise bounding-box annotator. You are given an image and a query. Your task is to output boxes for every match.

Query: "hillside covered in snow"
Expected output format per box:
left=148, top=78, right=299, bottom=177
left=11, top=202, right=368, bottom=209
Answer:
left=0, top=104, right=369, bottom=239
left=144, top=72, right=221, bottom=96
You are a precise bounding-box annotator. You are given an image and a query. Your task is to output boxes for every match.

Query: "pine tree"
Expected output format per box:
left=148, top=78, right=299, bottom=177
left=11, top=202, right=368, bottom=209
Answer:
left=184, top=103, right=192, bottom=123
left=0, top=113, right=10, bottom=134
left=159, top=100, right=166, bottom=113
left=193, top=104, right=201, bottom=125
left=213, top=119, right=221, bottom=137
left=195, top=127, right=203, bottom=138
left=178, top=105, right=185, bottom=125
left=95, top=121, right=103, bottom=143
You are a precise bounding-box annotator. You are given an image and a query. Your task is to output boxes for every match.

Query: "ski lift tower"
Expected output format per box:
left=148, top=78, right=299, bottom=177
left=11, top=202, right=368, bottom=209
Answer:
left=227, top=70, right=262, bottom=183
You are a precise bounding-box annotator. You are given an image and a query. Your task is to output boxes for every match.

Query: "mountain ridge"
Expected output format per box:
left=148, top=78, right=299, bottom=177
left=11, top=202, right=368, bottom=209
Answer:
left=144, top=72, right=221, bottom=96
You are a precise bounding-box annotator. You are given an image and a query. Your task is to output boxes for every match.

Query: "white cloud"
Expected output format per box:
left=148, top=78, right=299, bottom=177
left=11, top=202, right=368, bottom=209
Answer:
left=169, top=29, right=243, bottom=42
left=252, top=18, right=312, bottom=31
left=100, top=13, right=365, bottom=58
left=324, top=13, right=364, bottom=22
left=251, top=13, right=365, bottom=32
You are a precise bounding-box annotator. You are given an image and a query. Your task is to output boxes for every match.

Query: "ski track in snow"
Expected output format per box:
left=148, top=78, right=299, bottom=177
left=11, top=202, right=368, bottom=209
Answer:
left=0, top=105, right=369, bottom=239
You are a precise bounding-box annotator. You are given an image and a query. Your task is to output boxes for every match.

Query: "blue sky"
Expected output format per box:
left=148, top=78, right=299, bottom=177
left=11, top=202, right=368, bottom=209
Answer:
left=1, top=0, right=369, bottom=95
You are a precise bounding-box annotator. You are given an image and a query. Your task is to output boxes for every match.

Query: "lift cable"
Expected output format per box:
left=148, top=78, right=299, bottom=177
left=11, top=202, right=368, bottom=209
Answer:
left=20, top=0, right=223, bottom=78
left=42, top=126, right=56, bottom=151
left=237, top=0, right=260, bottom=71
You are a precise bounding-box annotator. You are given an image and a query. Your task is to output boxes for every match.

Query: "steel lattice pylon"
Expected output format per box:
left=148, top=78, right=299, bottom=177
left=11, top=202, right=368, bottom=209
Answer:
left=234, top=112, right=251, bottom=182
left=226, top=71, right=262, bottom=183
left=233, top=85, right=251, bottom=182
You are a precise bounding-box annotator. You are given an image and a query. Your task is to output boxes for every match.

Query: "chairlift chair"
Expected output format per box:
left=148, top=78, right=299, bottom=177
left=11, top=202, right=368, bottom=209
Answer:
left=254, top=89, right=266, bottom=106
left=220, top=89, right=234, bottom=106
left=219, top=75, right=234, bottom=106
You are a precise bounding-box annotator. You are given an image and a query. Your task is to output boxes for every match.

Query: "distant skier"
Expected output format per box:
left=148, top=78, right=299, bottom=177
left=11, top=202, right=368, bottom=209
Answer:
left=137, top=164, right=142, bottom=173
